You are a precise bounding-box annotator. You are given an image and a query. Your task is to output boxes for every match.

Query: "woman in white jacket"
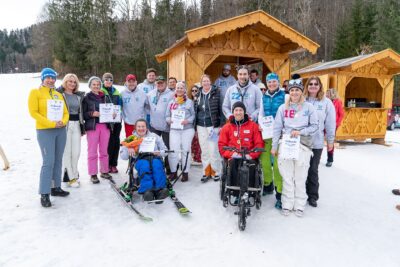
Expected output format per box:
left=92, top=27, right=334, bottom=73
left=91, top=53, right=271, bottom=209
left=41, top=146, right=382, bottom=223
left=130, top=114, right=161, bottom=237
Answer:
left=165, top=82, right=195, bottom=182
left=271, top=79, right=318, bottom=217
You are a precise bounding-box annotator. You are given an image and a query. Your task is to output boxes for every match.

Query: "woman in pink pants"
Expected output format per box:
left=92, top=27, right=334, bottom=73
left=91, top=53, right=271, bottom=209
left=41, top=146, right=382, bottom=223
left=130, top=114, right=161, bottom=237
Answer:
left=82, top=76, right=113, bottom=184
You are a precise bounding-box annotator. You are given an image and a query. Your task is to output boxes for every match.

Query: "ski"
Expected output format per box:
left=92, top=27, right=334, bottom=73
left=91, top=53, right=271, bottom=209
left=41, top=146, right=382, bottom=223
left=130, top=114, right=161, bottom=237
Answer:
left=168, top=189, right=191, bottom=215
left=109, top=182, right=153, bottom=221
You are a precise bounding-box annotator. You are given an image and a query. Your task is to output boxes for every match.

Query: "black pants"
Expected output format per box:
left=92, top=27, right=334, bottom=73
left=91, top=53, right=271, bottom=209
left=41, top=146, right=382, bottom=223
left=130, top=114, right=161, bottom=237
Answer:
left=108, top=123, right=122, bottom=167
left=327, top=148, right=334, bottom=163
left=226, top=159, right=257, bottom=188
left=150, top=127, right=171, bottom=174
left=306, top=148, right=323, bottom=201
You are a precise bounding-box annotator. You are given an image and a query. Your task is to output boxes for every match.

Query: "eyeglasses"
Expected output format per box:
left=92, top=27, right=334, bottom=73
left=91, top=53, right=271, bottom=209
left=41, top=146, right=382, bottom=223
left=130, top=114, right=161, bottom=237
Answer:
left=289, top=79, right=302, bottom=85
left=308, top=83, right=319, bottom=86
left=236, top=65, right=248, bottom=71
left=104, top=79, right=113, bottom=82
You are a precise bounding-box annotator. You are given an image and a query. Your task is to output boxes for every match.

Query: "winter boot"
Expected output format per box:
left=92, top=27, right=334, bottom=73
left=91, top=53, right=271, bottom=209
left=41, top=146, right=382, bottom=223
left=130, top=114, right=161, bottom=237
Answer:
left=100, top=173, right=115, bottom=184
left=308, top=199, right=318, bottom=207
left=212, top=175, right=220, bottom=182
left=274, top=199, right=282, bottom=210
left=201, top=175, right=209, bottom=183
left=392, top=189, right=400, bottom=195
left=262, top=183, right=274, bottom=196
left=143, top=190, right=155, bottom=201
left=326, top=162, right=332, bottom=167
left=181, top=172, right=189, bottom=182
left=41, top=194, right=51, bottom=208
left=51, top=187, right=70, bottom=197
left=91, top=175, right=100, bottom=184
left=168, top=172, right=177, bottom=181
left=109, top=166, right=119, bottom=173
left=281, top=208, right=290, bottom=216
left=155, top=188, right=169, bottom=200
left=67, top=178, right=80, bottom=188
left=295, top=209, right=304, bottom=217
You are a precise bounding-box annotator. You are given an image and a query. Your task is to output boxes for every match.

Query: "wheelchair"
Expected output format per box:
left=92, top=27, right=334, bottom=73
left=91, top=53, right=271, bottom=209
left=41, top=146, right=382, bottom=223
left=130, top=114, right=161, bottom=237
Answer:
left=220, top=146, right=265, bottom=231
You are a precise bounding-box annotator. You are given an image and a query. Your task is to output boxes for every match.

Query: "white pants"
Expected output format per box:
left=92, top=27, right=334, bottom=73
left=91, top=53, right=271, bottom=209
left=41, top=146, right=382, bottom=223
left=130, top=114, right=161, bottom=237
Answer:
left=278, top=145, right=312, bottom=211
left=62, top=121, right=81, bottom=179
left=169, top=128, right=195, bottom=173
left=197, top=126, right=222, bottom=176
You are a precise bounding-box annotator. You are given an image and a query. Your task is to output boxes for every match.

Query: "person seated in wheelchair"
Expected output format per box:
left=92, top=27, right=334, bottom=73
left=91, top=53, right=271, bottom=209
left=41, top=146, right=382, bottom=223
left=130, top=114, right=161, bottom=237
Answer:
left=120, top=119, right=169, bottom=201
left=218, top=101, right=264, bottom=190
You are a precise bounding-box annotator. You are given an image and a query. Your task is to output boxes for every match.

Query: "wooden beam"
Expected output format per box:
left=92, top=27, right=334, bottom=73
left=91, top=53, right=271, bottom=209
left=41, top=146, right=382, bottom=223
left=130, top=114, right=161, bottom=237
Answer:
left=195, top=47, right=287, bottom=60
left=337, top=71, right=392, bottom=79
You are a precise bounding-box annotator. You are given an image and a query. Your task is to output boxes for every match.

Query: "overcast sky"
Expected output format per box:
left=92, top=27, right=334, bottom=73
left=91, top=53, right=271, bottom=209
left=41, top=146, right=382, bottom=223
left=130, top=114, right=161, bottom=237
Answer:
left=0, top=0, right=47, bottom=31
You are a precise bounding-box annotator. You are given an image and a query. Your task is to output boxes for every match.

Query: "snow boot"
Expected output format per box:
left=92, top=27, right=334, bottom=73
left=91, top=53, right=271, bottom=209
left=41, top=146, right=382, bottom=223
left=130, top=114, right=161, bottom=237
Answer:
left=41, top=194, right=51, bottom=208
left=326, top=162, right=332, bottom=167
left=295, top=209, right=304, bottom=217
left=51, top=187, right=70, bottom=197
left=168, top=172, right=177, bottom=181
left=67, top=178, right=80, bottom=188
left=109, top=166, right=118, bottom=173
left=143, top=190, right=155, bottom=201
left=275, top=199, right=282, bottom=210
left=201, top=175, right=209, bottom=183
left=91, top=175, right=100, bottom=184
left=181, top=172, right=189, bottom=182
left=308, top=199, right=318, bottom=207
left=262, top=183, right=274, bottom=196
left=392, top=189, right=400, bottom=196
left=212, top=175, right=220, bottom=182
left=281, top=208, right=290, bottom=216
left=155, top=188, right=169, bottom=200
left=100, top=173, right=112, bottom=179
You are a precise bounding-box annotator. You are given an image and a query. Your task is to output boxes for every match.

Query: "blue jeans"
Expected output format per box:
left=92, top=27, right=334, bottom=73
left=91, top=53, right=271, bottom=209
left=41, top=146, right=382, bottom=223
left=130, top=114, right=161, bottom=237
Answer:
left=37, top=128, right=67, bottom=194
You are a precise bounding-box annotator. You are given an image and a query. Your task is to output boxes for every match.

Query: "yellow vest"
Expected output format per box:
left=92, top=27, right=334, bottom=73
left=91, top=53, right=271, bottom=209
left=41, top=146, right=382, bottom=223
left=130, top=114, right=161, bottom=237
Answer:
left=28, top=85, right=69, bottom=129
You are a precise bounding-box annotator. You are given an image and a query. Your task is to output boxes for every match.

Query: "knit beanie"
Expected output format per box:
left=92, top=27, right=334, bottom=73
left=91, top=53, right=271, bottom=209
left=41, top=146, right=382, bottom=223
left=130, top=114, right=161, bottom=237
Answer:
left=88, top=76, right=102, bottom=88
left=41, top=68, right=57, bottom=81
left=102, top=72, right=113, bottom=81
left=232, top=101, right=246, bottom=113
left=266, top=73, right=279, bottom=83
left=287, top=79, right=304, bottom=92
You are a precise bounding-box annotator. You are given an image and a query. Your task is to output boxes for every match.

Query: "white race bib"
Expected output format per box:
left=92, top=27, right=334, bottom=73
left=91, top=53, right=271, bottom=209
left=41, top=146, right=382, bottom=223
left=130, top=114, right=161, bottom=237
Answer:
left=261, top=116, right=274, bottom=139
left=171, top=110, right=185, bottom=130
left=47, top=100, right=64, bottom=122
left=139, top=137, right=156, bottom=153
left=280, top=134, right=300, bottom=160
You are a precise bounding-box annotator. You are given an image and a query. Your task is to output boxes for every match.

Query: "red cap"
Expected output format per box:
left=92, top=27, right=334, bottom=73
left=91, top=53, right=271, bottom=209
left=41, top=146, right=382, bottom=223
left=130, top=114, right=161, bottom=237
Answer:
left=126, top=74, right=137, bottom=82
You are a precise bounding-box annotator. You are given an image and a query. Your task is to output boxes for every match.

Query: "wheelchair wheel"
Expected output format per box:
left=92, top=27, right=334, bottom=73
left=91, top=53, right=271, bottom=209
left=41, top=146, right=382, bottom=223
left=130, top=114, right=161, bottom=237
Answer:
left=238, top=201, right=247, bottom=231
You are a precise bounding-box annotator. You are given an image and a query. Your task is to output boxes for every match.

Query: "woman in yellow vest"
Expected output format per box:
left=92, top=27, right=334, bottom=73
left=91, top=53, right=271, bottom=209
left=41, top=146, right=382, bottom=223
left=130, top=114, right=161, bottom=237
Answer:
left=28, top=68, right=70, bottom=208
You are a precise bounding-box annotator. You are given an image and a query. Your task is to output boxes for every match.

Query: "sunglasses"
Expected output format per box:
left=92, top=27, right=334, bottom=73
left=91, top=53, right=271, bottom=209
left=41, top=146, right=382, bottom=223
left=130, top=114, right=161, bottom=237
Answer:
left=308, top=82, right=319, bottom=86
left=104, top=79, right=113, bottom=82
left=289, top=79, right=302, bottom=85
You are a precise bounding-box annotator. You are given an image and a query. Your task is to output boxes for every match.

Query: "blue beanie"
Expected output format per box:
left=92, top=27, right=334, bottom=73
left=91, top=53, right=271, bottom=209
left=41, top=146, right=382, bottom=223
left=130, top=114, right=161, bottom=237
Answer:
left=41, top=68, right=57, bottom=81
left=266, top=73, right=279, bottom=83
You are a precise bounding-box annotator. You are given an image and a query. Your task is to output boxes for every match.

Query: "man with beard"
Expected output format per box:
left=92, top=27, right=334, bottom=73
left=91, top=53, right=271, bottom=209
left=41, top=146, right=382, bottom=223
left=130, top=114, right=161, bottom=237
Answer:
left=214, top=64, right=236, bottom=123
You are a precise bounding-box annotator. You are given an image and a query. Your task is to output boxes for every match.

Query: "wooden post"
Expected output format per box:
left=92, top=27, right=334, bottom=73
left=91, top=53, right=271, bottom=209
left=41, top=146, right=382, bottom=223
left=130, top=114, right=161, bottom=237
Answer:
left=0, top=145, right=10, bottom=170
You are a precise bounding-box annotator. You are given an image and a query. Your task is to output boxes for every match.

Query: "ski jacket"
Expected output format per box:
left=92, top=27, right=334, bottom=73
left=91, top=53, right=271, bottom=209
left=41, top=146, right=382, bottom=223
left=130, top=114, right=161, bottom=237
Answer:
left=121, top=87, right=147, bottom=125
left=272, top=101, right=319, bottom=151
left=332, top=98, right=345, bottom=128
left=194, top=85, right=222, bottom=128
left=306, top=97, right=336, bottom=149
left=165, top=96, right=195, bottom=130
left=222, top=81, right=263, bottom=122
left=28, top=85, right=69, bottom=129
left=82, top=92, right=111, bottom=131
left=218, top=114, right=264, bottom=160
left=258, top=89, right=286, bottom=121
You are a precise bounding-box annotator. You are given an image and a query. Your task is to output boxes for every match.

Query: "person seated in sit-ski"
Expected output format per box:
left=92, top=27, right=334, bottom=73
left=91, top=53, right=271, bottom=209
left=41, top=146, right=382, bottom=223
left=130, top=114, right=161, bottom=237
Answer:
left=120, top=119, right=169, bottom=201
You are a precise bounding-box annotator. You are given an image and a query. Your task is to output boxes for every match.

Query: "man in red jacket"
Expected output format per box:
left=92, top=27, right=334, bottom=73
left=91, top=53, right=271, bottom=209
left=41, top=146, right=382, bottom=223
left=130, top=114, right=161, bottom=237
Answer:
left=218, top=101, right=264, bottom=187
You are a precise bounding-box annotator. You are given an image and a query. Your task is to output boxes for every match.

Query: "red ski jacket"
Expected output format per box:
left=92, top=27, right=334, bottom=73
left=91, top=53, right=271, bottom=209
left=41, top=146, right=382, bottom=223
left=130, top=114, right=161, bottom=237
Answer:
left=333, top=98, right=345, bottom=128
left=218, top=115, right=264, bottom=159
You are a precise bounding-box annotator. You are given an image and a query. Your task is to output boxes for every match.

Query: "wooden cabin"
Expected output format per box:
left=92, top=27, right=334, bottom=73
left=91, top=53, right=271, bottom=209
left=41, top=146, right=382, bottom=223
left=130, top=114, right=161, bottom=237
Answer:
left=155, top=10, right=319, bottom=92
left=296, top=49, right=400, bottom=143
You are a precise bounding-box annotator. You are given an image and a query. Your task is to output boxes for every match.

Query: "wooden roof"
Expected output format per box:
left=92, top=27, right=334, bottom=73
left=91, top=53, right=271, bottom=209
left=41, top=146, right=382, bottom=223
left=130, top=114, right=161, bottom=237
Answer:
left=297, top=49, right=400, bottom=75
left=156, top=10, right=319, bottom=62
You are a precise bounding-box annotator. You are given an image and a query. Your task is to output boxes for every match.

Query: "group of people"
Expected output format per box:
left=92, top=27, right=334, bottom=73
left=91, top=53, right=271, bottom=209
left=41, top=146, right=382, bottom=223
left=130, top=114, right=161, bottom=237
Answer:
left=29, top=65, right=344, bottom=216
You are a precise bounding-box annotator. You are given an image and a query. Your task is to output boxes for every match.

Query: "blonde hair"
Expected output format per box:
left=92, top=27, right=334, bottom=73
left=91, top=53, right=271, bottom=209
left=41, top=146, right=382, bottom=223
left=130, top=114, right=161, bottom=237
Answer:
left=62, top=73, right=80, bottom=92
left=285, top=93, right=305, bottom=109
left=304, top=76, right=324, bottom=101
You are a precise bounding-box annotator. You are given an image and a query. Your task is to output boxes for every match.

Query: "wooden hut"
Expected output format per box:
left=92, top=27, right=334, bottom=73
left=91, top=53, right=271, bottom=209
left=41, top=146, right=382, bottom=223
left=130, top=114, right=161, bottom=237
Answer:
left=296, top=49, right=400, bottom=143
left=155, top=10, right=319, bottom=90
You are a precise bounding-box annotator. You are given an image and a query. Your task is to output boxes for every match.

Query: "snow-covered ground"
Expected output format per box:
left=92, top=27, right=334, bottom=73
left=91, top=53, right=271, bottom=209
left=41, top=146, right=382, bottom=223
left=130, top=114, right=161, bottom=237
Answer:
left=1, top=73, right=400, bottom=267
